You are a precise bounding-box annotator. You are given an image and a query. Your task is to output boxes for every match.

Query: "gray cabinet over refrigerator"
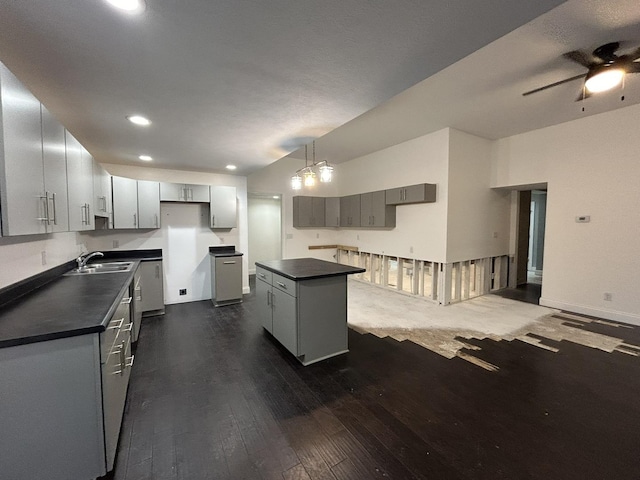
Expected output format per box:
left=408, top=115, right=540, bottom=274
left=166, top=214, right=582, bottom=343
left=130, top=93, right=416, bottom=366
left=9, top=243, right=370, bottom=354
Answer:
left=209, top=245, right=243, bottom=306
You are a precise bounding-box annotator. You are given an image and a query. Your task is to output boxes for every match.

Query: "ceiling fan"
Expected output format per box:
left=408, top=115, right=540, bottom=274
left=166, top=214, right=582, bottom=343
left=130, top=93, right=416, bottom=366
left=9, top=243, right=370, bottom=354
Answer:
left=523, top=42, right=640, bottom=100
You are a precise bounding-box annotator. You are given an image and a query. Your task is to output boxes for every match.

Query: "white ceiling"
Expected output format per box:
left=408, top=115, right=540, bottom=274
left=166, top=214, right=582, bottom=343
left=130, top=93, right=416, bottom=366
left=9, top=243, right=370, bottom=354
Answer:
left=0, top=0, right=638, bottom=174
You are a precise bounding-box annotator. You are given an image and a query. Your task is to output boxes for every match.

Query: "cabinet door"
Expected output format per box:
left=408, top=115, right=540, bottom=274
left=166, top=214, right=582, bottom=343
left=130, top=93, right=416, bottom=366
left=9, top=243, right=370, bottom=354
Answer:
left=405, top=183, right=436, bottom=203
left=80, top=147, right=95, bottom=230
left=159, top=182, right=184, bottom=201
left=140, top=261, right=164, bottom=313
left=187, top=184, right=210, bottom=202
left=256, top=278, right=273, bottom=333
left=214, top=256, right=243, bottom=302
left=325, top=197, right=340, bottom=227
left=360, top=192, right=373, bottom=226
left=340, top=195, right=360, bottom=227
left=92, top=160, right=111, bottom=218
left=210, top=186, right=237, bottom=228
left=66, top=131, right=91, bottom=231
left=293, top=196, right=312, bottom=227
left=311, top=197, right=325, bottom=226
left=384, top=187, right=403, bottom=205
left=371, top=190, right=395, bottom=227
left=0, top=64, right=46, bottom=236
left=41, top=104, right=69, bottom=233
left=112, top=176, right=138, bottom=229
left=272, top=288, right=298, bottom=356
left=137, top=180, right=160, bottom=228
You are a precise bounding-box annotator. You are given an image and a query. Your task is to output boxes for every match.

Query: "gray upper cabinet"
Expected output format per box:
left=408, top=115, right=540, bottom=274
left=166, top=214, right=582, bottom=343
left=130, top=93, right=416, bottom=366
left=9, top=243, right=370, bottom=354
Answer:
left=293, top=196, right=325, bottom=227
left=360, top=191, right=396, bottom=228
left=210, top=186, right=237, bottom=228
left=385, top=183, right=436, bottom=205
left=67, top=136, right=95, bottom=231
left=41, top=105, right=69, bottom=233
left=0, top=64, right=48, bottom=236
left=325, top=197, right=340, bottom=227
left=160, top=182, right=209, bottom=202
left=137, top=180, right=160, bottom=228
left=112, top=176, right=138, bottom=229
left=93, top=161, right=111, bottom=219
left=340, top=195, right=361, bottom=227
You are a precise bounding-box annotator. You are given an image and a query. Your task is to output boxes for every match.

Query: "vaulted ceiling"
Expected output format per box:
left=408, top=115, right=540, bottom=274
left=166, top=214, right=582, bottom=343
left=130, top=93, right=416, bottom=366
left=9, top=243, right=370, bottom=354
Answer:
left=1, top=0, right=638, bottom=174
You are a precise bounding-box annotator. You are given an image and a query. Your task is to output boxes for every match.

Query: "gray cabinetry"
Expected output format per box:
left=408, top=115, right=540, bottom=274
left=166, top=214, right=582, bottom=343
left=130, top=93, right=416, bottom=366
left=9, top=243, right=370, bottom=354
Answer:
left=41, top=105, right=69, bottom=233
left=0, top=64, right=48, bottom=236
left=293, top=196, right=325, bottom=227
left=66, top=135, right=95, bottom=231
left=112, top=176, right=138, bottom=229
left=211, top=254, right=243, bottom=306
left=137, top=180, right=160, bottom=228
left=271, top=274, right=298, bottom=355
left=360, top=190, right=396, bottom=228
left=140, top=261, right=165, bottom=316
left=340, top=194, right=361, bottom=227
left=160, top=182, right=209, bottom=202
left=209, top=185, right=237, bottom=228
left=256, top=269, right=273, bottom=333
left=385, top=183, right=436, bottom=205
left=93, top=161, right=111, bottom=219
left=325, top=197, right=340, bottom=227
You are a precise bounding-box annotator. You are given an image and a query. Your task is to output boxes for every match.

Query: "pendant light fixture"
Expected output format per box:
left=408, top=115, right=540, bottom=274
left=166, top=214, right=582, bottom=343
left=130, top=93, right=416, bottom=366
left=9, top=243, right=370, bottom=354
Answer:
left=290, top=141, right=334, bottom=190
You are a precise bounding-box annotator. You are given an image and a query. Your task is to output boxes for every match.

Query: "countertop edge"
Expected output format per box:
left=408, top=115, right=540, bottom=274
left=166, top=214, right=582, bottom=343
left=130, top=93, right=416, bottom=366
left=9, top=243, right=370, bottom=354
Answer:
left=255, top=260, right=365, bottom=281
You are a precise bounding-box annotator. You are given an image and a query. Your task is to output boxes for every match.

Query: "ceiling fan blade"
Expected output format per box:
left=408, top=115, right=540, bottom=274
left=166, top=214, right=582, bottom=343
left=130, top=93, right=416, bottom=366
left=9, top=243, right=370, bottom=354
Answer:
left=522, top=73, right=586, bottom=96
left=563, top=50, right=596, bottom=68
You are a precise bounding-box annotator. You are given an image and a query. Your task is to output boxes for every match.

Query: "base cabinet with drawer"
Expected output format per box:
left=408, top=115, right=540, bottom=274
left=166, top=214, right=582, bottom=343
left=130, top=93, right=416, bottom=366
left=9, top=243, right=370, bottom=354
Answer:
left=140, top=260, right=165, bottom=316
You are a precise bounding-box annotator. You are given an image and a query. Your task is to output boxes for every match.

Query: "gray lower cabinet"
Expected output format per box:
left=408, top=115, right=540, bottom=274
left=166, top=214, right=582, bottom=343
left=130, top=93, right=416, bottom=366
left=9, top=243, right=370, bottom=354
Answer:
left=211, top=255, right=243, bottom=306
left=325, top=197, right=340, bottom=227
left=256, top=265, right=348, bottom=365
left=132, top=267, right=142, bottom=342
left=293, top=196, right=325, bottom=227
left=385, top=183, right=436, bottom=205
left=340, top=194, right=361, bottom=227
left=140, top=260, right=165, bottom=316
left=360, top=190, right=396, bottom=228
left=0, top=290, right=133, bottom=480
left=210, top=185, right=237, bottom=228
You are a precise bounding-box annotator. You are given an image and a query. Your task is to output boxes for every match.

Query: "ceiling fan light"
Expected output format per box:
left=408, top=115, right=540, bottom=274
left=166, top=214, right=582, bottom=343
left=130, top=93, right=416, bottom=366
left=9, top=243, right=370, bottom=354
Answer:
left=291, top=174, right=302, bottom=190
left=585, top=68, right=624, bottom=93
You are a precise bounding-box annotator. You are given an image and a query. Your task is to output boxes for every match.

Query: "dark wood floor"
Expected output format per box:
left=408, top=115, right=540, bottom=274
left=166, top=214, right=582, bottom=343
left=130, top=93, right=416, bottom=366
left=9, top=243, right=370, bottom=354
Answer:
left=493, top=282, right=542, bottom=305
left=109, top=278, right=640, bottom=480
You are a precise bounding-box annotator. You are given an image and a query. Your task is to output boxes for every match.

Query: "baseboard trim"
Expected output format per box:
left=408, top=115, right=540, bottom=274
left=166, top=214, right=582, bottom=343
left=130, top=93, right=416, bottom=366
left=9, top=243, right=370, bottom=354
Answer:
left=243, top=286, right=251, bottom=294
left=539, top=297, right=640, bottom=326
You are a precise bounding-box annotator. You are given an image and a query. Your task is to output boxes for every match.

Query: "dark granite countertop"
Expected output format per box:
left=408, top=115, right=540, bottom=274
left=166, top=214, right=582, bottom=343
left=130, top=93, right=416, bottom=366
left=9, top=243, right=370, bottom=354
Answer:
left=209, top=245, right=243, bottom=257
left=255, top=258, right=365, bottom=280
left=0, top=249, right=162, bottom=349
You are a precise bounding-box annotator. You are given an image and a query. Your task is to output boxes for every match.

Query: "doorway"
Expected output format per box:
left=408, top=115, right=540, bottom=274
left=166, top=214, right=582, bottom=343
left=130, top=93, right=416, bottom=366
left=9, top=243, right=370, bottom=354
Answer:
left=247, top=193, right=282, bottom=275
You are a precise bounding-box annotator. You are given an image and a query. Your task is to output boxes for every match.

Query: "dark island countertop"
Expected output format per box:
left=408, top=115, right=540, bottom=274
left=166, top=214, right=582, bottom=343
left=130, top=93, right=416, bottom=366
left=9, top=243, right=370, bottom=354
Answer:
left=255, top=258, right=365, bottom=280
left=209, top=245, right=243, bottom=257
left=0, top=250, right=162, bottom=349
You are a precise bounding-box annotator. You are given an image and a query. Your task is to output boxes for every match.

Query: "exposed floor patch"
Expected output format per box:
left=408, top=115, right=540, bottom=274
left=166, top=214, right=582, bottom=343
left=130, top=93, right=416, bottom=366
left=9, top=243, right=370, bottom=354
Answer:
left=347, top=280, right=640, bottom=370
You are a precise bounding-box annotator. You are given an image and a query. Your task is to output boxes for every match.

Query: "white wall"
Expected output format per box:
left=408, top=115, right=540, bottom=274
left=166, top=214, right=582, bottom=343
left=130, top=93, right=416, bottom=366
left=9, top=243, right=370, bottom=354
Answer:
left=446, top=129, right=511, bottom=263
left=83, top=164, right=250, bottom=302
left=492, top=103, right=640, bottom=324
left=247, top=196, right=282, bottom=274
left=0, top=232, right=85, bottom=289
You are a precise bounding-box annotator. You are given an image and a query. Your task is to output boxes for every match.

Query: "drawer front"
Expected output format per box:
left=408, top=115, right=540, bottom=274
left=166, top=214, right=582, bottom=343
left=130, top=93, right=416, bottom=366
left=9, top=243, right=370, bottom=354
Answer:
left=272, top=273, right=296, bottom=297
left=100, top=295, right=132, bottom=362
left=256, top=266, right=272, bottom=285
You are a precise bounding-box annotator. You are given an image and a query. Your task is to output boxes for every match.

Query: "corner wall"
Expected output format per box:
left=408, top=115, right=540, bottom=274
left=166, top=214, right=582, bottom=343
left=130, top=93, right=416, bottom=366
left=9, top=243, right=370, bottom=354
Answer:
left=492, top=103, right=640, bottom=324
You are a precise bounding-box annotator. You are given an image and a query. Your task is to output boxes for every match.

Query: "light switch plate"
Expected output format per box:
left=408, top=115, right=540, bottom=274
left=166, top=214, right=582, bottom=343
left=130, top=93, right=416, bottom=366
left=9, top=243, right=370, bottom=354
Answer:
left=575, top=215, right=590, bottom=223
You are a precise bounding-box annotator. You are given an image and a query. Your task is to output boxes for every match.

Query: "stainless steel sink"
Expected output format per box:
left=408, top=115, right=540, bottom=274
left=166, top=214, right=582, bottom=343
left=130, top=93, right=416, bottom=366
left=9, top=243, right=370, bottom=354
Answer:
left=64, top=261, right=135, bottom=275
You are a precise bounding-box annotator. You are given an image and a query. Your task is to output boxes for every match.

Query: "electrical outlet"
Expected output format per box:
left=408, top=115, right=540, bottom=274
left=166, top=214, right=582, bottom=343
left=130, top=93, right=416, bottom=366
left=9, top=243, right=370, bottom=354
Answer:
left=113, top=240, right=119, bottom=248
left=409, top=246, right=414, bottom=254
left=286, top=233, right=293, bottom=240
left=179, top=289, right=187, bottom=296
left=41, top=251, right=47, bottom=265
left=493, top=231, right=498, bottom=238
left=604, top=292, right=612, bottom=301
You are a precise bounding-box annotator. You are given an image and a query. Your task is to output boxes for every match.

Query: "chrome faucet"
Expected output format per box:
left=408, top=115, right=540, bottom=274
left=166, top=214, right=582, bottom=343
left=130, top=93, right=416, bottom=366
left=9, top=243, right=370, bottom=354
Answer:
left=76, top=251, right=104, bottom=269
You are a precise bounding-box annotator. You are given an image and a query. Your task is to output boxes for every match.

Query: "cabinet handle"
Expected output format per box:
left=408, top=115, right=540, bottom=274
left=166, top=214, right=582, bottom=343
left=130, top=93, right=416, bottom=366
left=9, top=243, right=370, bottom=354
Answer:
left=37, top=194, right=49, bottom=222
left=123, top=322, right=134, bottom=333
left=125, top=354, right=135, bottom=368
left=223, top=261, right=235, bottom=264
left=121, top=297, right=132, bottom=304
left=258, top=273, right=266, bottom=279
left=276, top=281, right=286, bottom=289
left=108, top=318, right=124, bottom=330
left=211, top=214, right=215, bottom=226
left=80, top=204, right=86, bottom=225
left=133, top=213, right=137, bottom=227
left=266, top=290, right=270, bottom=306
left=51, top=193, right=57, bottom=225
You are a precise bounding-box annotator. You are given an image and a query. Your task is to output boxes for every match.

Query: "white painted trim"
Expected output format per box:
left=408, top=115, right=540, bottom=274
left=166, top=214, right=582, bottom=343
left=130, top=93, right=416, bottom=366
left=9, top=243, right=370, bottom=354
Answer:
left=248, top=267, right=256, bottom=275
left=539, top=297, right=640, bottom=326
left=243, top=286, right=251, bottom=294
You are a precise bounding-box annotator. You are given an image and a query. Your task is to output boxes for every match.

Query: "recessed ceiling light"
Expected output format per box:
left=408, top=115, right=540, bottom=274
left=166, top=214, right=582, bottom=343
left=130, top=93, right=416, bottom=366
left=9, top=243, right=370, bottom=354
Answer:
left=126, top=115, right=151, bottom=126
left=225, top=165, right=237, bottom=170
left=105, top=0, right=146, bottom=14
left=138, top=155, right=153, bottom=161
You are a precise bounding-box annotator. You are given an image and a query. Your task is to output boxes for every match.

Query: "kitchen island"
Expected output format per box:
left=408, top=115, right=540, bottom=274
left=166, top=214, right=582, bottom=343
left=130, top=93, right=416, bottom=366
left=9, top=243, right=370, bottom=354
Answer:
left=255, top=258, right=365, bottom=365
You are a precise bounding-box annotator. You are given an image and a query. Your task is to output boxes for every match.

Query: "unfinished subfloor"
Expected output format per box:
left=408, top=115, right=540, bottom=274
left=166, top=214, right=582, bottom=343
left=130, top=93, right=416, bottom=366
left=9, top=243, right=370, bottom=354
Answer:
left=347, top=279, right=639, bottom=370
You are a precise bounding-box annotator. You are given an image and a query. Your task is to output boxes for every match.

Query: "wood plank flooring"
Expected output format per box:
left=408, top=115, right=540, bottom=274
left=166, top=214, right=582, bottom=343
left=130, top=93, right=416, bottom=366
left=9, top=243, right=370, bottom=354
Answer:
left=106, top=278, right=640, bottom=479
